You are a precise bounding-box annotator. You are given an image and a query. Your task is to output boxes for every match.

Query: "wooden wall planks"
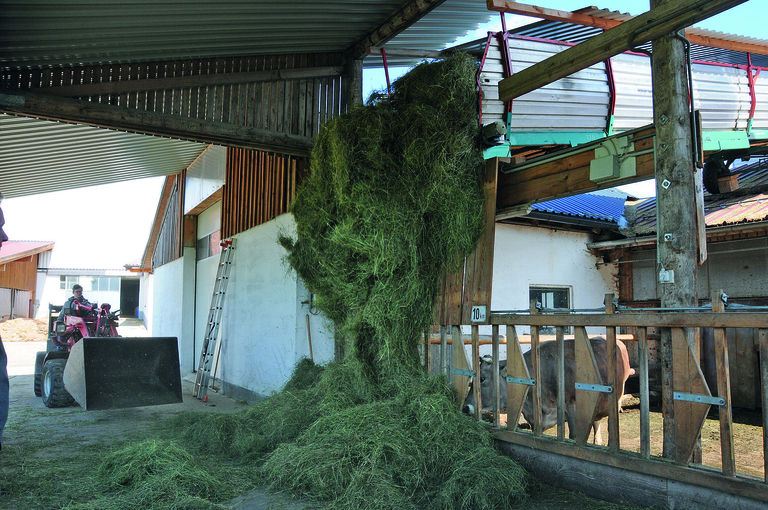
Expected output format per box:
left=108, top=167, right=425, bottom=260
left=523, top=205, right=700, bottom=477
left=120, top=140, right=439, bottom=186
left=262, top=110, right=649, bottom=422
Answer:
left=222, top=147, right=307, bottom=238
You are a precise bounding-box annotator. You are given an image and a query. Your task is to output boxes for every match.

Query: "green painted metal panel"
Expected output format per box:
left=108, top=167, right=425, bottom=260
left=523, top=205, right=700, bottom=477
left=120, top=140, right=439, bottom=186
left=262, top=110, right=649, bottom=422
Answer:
left=701, top=131, right=750, bottom=151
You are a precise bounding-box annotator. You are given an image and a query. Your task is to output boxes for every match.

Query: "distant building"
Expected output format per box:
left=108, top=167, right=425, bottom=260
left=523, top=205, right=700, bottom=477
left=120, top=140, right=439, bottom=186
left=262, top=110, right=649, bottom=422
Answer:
left=0, top=240, right=54, bottom=318
left=35, top=267, right=142, bottom=321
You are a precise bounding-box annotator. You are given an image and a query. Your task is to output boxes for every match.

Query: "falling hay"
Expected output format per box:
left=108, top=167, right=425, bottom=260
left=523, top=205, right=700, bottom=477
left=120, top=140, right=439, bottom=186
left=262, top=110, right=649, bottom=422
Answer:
left=279, top=52, right=485, bottom=381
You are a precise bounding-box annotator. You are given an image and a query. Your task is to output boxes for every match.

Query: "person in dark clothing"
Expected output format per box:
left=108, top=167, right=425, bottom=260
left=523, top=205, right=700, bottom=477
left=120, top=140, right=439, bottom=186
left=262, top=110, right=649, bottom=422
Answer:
left=60, top=284, right=93, bottom=319
left=1, top=191, right=9, bottom=451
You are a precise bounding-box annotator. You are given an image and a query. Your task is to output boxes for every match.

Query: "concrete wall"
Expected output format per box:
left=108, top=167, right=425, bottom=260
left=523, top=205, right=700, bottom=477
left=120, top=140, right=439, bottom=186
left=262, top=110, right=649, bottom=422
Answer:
left=217, top=213, right=335, bottom=400
left=149, top=249, right=196, bottom=372
left=631, top=238, right=768, bottom=300
left=139, top=273, right=153, bottom=331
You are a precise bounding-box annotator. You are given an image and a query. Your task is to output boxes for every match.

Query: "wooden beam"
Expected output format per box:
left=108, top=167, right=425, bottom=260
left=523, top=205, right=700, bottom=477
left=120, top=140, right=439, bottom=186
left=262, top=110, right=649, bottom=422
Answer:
left=496, top=126, right=656, bottom=210
left=368, top=46, right=446, bottom=59
left=0, top=90, right=314, bottom=156
left=487, top=1, right=768, bottom=56
left=30, top=66, right=343, bottom=98
left=186, top=186, right=223, bottom=216
left=490, top=312, right=768, bottom=329
left=487, top=1, right=625, bottom=30
left=494, top=431, right=768, bottom=504
left=651, top=0, right=700, bottom=460
left=349, top=0, right=448, bottom=58
left=496, top=0, right=749, bottom=102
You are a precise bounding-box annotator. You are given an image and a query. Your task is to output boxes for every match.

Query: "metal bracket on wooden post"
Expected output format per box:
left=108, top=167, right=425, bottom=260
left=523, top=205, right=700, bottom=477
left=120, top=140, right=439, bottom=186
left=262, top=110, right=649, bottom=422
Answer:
left=506, top=376, right=536, bottom=386
left=673, top=392, right=725, bottom=407
left=575, top=382, right=614, bottom=393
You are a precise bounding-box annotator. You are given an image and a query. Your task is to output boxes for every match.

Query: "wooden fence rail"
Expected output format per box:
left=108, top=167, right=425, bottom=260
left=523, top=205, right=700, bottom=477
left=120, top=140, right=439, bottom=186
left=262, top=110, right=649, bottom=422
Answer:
left=426, top=291, right=768, bottom=503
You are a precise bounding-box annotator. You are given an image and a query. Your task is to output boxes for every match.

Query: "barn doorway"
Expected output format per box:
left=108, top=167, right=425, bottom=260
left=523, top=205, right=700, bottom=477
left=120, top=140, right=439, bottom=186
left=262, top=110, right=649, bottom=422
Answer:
left=120, top=277, right=140, bottom=318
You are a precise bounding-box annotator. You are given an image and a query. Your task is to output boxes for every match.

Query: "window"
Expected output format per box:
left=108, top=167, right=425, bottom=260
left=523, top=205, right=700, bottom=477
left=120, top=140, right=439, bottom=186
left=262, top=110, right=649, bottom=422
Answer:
left=196, top=230, right=222, bottom=261
left=529, top=286, right=571, bottom=334
left=59, top=276, right=79, bottom=290
left=89, top=277, right=119, bottom=292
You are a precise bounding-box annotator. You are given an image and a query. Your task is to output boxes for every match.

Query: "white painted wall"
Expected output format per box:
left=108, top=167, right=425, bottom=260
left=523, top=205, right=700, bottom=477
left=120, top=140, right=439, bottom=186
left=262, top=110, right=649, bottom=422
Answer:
left=217, top=213, right=335, bottom=398
left=35, top=274, right=122, bottom=320
left=490, top=223, right=618, bottom=337
left=139, top=273, right=153, bottom=331
left=197, top=201, right=221, bottom=238
left=149, top=249, right=196, bottom=372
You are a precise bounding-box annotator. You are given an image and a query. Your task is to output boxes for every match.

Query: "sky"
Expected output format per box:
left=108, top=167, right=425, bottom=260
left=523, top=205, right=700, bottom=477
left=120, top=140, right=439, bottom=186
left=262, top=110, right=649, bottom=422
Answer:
left=3, top=1, right=765, bottom=268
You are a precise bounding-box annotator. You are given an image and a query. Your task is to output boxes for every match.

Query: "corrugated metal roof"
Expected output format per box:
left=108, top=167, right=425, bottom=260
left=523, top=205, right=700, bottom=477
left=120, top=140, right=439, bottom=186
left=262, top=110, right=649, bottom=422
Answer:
left=364, top=0, right=498, bottom=67
left=0, top=0, right=501, bottom=198
left=0, top=0, right=497, bottom=70
left=0, top=0, right=408, bottom=68
left=0, top=240, right=54, bottom=264
left=531, top=193, right=627, bottom=224
left=0, top=114, right=206, bottom=198
left=626, top=159, right=768, bottom=235
left=456, top=7, right=768, bottom=68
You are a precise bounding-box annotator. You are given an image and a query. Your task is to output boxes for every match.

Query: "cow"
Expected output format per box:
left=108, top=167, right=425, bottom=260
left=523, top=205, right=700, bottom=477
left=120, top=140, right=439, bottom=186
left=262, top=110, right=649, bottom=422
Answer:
left=462, top=338, right=635, bottom=444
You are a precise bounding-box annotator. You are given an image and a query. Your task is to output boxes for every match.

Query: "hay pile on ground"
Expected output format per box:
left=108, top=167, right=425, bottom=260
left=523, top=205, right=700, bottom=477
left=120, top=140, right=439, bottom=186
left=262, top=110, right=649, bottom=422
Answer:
left=0, top=317, right=48, bottom=341
left=174, top=359, right=527, bottom=509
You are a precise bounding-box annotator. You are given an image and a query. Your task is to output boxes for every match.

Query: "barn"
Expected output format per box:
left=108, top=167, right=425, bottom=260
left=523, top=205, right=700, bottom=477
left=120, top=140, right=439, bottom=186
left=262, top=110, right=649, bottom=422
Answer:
left=3, top=1, right=768, bottom=509
left=0, top=240, right=53, bottom=318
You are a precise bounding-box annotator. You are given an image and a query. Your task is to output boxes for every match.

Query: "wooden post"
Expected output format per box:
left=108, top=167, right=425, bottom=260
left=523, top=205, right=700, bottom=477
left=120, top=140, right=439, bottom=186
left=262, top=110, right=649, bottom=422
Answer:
left=652, top=0, right=699, bottom=460
left=492, top=324, right=501, bottom=428
left=638, top=327, right=651, bottom=458
left=342, top=58, right=363, bottom=109
left=472, top=324, right=481, bottom=421
left=712, top=290, right=735, bottom=476
left=605, top=294, right=620, bottom=452
left=530, top=299, right=543, bottom=436
left=759, top=328, right=768, bottom=483
left=440, top=325, right=448, bottom=377
left=556, top=325, right=566, bottom=441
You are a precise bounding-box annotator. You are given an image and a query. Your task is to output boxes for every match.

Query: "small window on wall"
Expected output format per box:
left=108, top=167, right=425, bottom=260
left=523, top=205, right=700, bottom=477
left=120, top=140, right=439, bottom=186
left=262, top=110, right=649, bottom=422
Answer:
left=529, top=286, right=571, bottom=334
left=89, top=276, right=119, bottom=292
left=196, top=230, right=222, bottom=261
left=60, top=275, right=79, bottom=290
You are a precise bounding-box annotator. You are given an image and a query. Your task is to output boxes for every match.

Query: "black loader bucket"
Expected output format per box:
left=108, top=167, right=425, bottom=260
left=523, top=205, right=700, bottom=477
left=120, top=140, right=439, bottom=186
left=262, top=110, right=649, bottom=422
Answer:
left=63, top=337, right=183, bottom=410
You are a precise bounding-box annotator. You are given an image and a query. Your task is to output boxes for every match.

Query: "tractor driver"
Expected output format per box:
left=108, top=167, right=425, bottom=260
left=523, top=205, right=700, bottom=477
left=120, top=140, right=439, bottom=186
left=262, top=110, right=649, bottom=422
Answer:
left=58, top=284, right=94, bottom=323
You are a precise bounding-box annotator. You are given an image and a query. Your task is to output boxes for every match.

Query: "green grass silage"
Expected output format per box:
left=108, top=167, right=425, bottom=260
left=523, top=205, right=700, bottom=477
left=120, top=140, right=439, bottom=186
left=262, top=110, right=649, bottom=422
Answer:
left=280, top=53, right=485, bottom=382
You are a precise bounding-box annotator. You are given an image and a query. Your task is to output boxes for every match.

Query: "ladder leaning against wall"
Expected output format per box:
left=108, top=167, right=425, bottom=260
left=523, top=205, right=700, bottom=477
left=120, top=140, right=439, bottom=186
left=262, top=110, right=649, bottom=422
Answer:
left=193, top=238, right=236, bottom=402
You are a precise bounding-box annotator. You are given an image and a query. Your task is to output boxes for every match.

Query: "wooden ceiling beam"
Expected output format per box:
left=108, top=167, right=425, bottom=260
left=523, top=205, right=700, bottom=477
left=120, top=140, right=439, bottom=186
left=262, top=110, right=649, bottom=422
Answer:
left=0, top=89, right=314, bottom=156
left=31, top=65, right=343, bottom=98
left=350, top=0, right=448, bottom=58
left=494, top=0, right=749, bottom=102
left=487, top=1, right=768, bottom=57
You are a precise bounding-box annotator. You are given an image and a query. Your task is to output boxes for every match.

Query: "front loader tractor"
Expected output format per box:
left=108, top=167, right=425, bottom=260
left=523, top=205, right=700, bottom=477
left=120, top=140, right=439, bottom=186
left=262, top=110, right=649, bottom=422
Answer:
left=34, top=302, right=182, bottom=410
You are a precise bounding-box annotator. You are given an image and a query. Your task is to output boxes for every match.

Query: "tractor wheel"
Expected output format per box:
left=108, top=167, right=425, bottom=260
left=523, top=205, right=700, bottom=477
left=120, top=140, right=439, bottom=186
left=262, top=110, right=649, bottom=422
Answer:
left=33, top=351, right=46, bottom=397
left=41, top=359, right=75, bottom=408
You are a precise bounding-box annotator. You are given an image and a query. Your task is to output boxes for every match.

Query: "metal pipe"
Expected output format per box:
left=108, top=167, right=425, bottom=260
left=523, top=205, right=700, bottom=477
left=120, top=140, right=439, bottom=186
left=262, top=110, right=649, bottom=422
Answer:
left=381, top=49, right=391, bottom=95
left=674, top=33, right=702, bottom=169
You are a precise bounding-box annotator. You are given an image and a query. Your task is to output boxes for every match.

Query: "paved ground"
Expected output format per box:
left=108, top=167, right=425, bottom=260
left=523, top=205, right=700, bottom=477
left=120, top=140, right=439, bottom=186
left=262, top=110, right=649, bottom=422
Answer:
left=2, top=326, right=311, bottom=510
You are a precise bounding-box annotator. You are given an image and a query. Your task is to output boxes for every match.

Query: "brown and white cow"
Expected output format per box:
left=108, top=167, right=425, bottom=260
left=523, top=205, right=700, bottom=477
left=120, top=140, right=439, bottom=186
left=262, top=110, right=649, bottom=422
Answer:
left=463, top=338, right=635, bottom=443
